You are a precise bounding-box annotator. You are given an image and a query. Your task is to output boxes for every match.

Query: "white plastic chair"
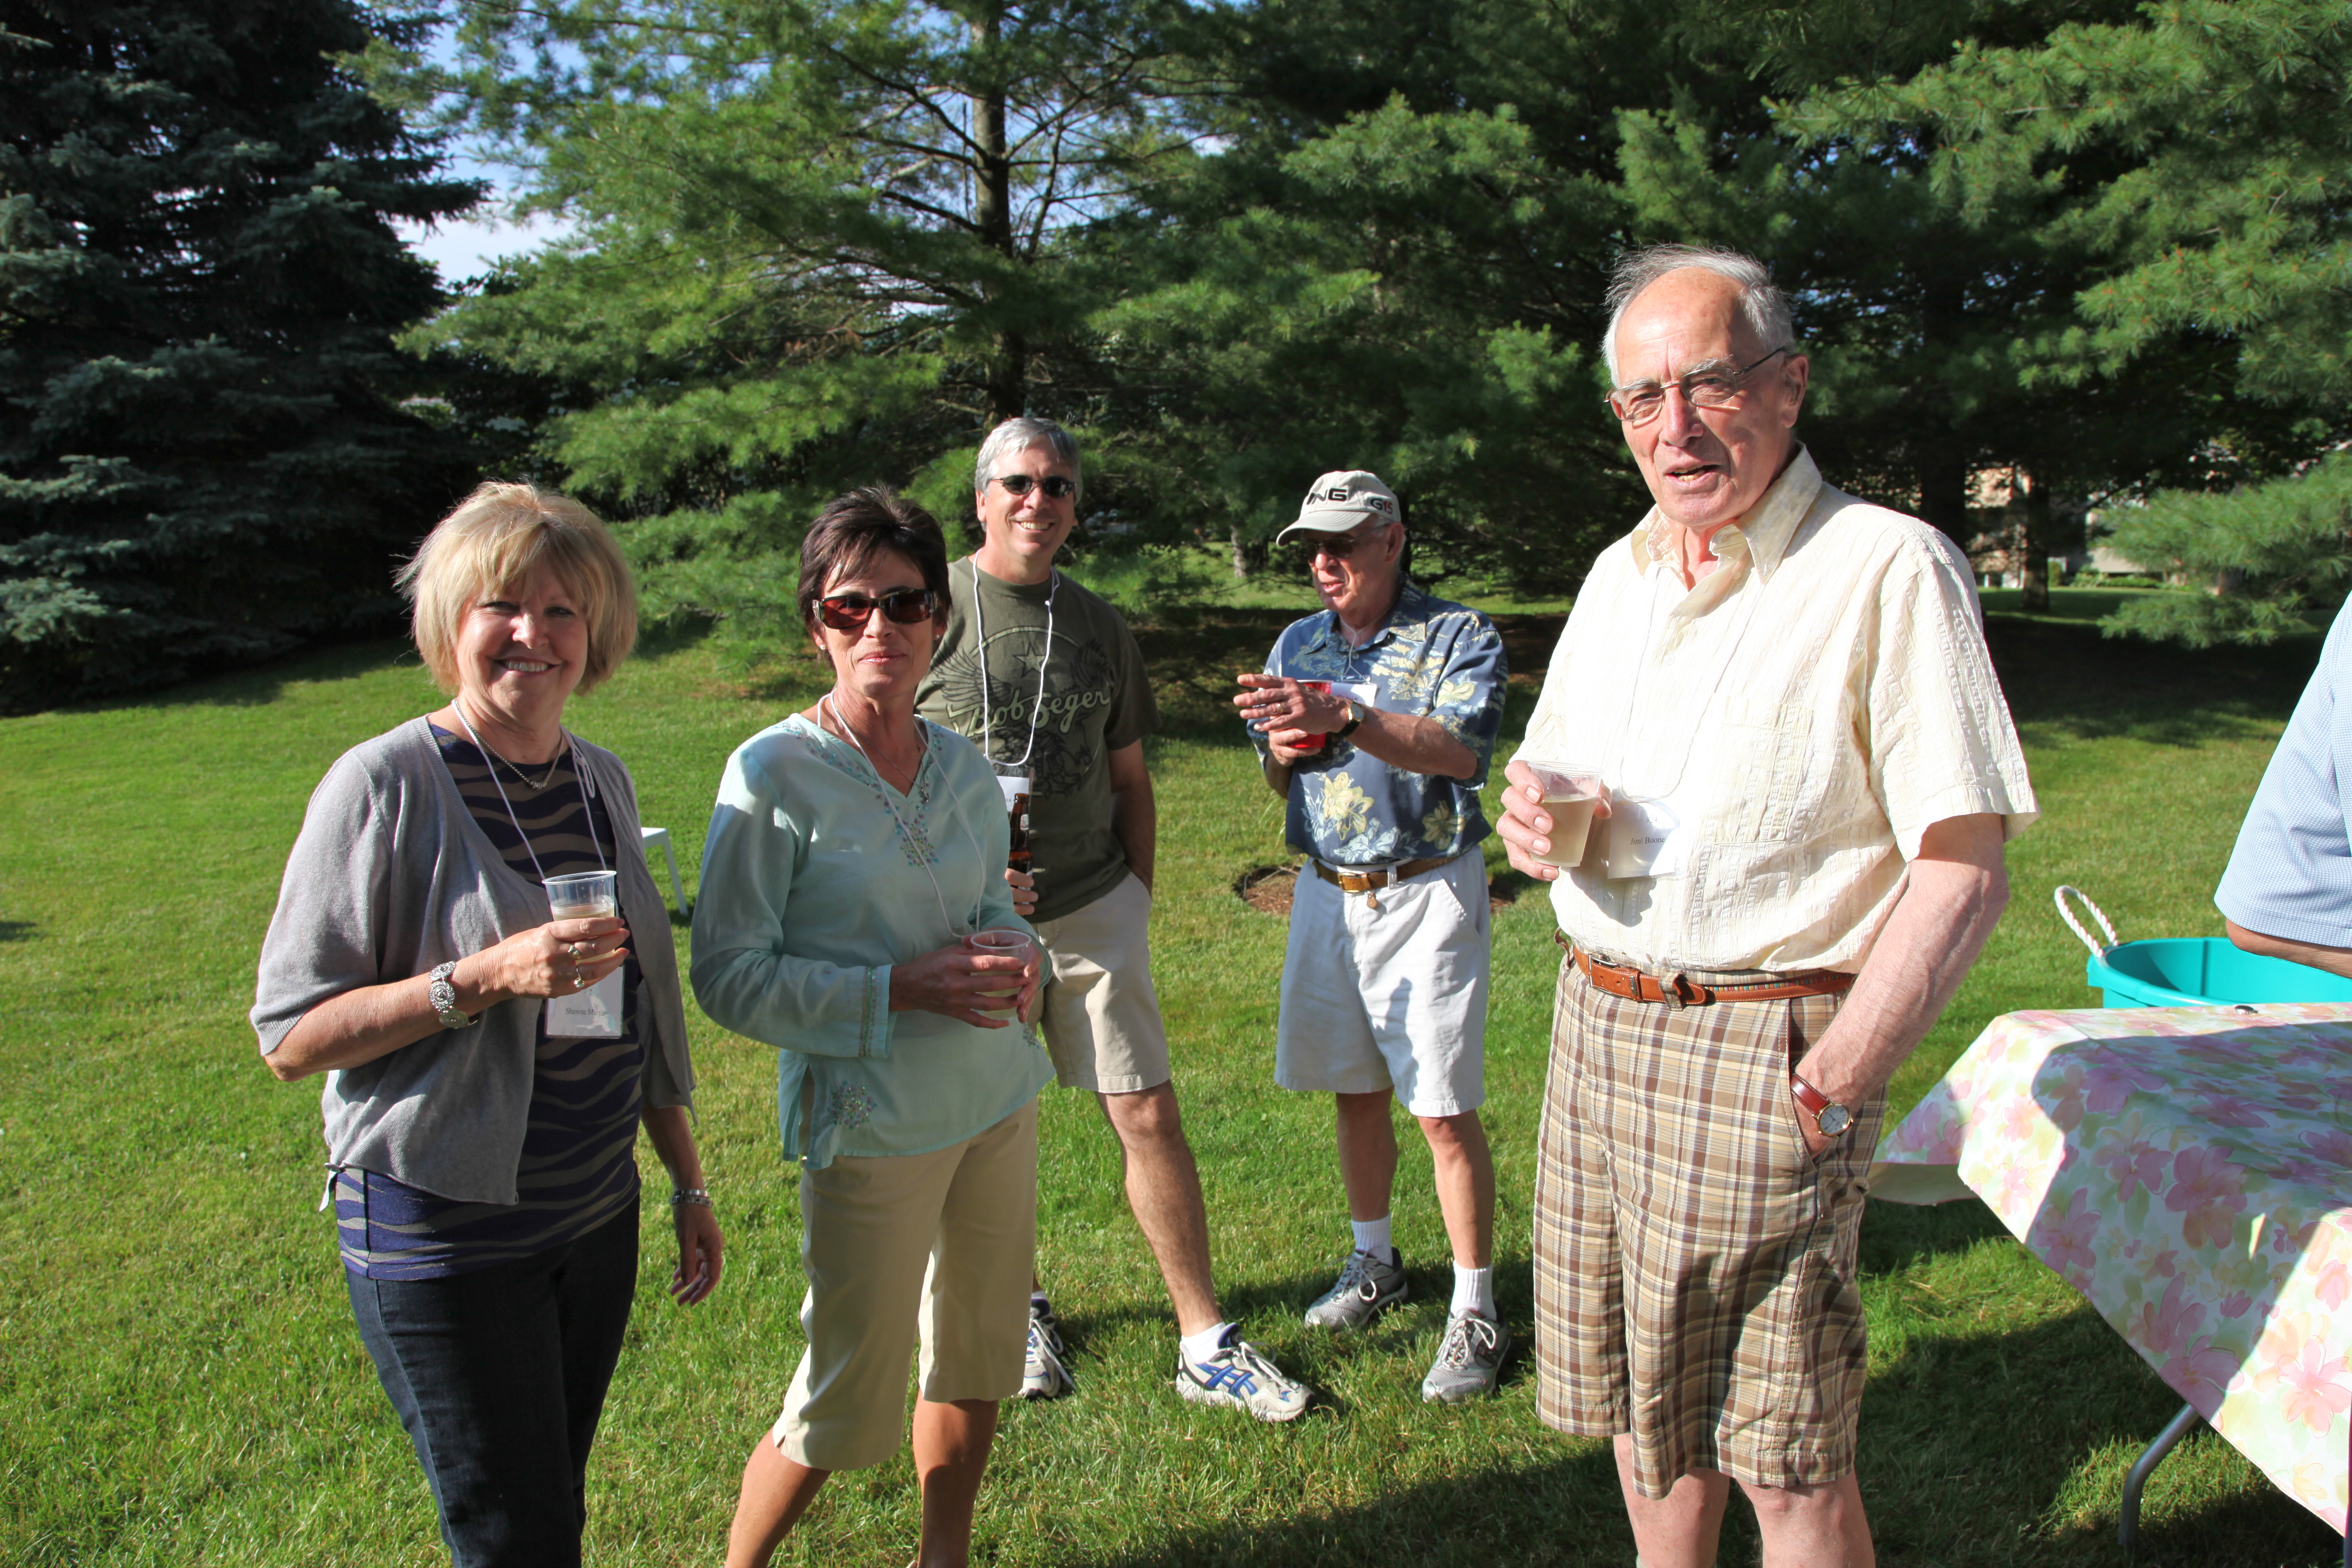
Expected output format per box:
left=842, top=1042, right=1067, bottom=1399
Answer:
left=640, top=826, right=690, bottom=916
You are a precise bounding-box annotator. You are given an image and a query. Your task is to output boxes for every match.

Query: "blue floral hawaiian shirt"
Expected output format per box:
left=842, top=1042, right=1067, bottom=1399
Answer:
left=1251, top=577, right=1508, bottom=867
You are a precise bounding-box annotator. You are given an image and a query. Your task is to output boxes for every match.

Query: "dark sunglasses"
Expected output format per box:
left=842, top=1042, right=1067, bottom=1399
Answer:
left=990, top=474, right=1077, bottom=499
left=817, top=587, right=938, bottom=632
left=1293, top=524, right=1393, bottom=562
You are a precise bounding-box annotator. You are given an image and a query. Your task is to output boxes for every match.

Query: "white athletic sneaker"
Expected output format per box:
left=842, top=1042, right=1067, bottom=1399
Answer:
left=1420, top=1309, right=1512, bottom=1403
left=1022, top=1298, right=1074, bottom=1399
left=1172, top=1331, right=1312, bottom=1421
left=1303, top=1246, right=1408, bottom=1330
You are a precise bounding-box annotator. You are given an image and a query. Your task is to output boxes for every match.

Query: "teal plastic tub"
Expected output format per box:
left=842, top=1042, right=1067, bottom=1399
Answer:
left=2085, top=937, right=2352, bottom=1008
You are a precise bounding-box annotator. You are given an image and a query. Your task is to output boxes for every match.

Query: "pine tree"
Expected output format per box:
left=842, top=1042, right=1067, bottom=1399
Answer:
left=1805, top=0, right=2352, bottom=640
left=0, top=0, right=481, bottom=709
left=381, top=0, right=1190, bottom=639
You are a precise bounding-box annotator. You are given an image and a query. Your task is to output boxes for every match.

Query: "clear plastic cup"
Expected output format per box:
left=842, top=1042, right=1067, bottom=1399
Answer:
left=545, top=869, right=618, bottom=920
left=1519, top=760, right=1605, bottom=867
left=967, top=927, right=1034, bottom=1019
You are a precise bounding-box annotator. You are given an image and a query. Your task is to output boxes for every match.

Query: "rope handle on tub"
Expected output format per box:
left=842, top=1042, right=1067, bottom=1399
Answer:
left=2053, top=885, right=2119, bottom=958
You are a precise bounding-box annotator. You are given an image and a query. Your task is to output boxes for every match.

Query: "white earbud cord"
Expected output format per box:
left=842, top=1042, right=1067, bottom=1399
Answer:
left=970, top=557, right=1057, bottom=773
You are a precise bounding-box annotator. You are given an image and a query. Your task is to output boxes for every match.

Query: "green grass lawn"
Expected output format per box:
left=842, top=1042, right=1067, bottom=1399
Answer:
left=0, top=585, right=2339, bottom=1565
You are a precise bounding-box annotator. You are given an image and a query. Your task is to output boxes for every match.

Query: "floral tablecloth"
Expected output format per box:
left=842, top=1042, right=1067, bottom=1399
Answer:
left=1871, top=1003, right=2352, bottom=1533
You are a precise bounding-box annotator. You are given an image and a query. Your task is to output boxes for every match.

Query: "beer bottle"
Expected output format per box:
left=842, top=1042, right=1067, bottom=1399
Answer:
left=1007, top=791, right=1033, bottom=875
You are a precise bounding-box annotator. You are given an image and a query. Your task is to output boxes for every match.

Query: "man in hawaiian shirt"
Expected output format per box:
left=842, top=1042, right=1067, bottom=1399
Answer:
left=1233, top=469, right=1511, bottom=1402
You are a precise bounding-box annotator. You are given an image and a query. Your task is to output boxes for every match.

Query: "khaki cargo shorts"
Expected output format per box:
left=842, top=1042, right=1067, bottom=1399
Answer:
left=1032, top=872, right=1170, bottom=1095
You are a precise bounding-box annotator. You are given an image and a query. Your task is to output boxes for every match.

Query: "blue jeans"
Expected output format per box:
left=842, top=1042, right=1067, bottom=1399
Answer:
left=346, top=1202, right=639, bottom=1568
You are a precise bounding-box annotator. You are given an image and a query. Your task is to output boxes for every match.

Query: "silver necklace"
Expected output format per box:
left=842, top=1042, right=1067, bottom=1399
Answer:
left=456, top=702, right=563, bottom=790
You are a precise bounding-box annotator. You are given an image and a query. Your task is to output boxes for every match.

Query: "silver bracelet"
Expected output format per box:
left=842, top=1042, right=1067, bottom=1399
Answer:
left=670, top=1186, right=713, bottom=1210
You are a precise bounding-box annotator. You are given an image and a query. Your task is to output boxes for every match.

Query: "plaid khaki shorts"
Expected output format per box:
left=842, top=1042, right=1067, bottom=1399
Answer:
left=1533, top=954, right=1886, bottom=1498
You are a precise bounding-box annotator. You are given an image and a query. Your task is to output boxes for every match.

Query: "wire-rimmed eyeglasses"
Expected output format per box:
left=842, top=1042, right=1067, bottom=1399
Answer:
left=1604, top=346, right=1792, bottom=425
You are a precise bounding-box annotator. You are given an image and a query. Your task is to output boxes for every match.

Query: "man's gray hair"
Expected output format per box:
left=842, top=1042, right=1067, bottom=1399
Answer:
left=975, top=416, right=1083, bottom=502
left=1602, top=245, right=1793, bottom=382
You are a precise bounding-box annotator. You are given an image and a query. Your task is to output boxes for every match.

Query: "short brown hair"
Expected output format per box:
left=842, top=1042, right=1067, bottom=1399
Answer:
left=396, top=482, right=638, bottom=695
left=796, top=487, right=951, bottom=637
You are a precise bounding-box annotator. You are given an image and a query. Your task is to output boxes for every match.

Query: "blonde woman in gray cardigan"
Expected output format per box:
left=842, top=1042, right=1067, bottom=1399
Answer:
left=252, top=483, right=720, bottom=1568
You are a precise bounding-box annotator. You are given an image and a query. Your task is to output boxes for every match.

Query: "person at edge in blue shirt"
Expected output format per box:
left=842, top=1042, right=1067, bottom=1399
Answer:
left=1233, top=469, right=1513, bottom=1403
left=2219, top=600, right=2352, bottom=980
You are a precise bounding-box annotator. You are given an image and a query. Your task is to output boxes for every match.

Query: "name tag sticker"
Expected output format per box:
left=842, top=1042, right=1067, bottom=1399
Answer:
left=1604, top=794, right=1694, bottom=880
left=545, top=967, right=624, bottom=1039
left=1333, top=681, right=1378, bottom=707
left=993, top=771, right=1031, bottom=812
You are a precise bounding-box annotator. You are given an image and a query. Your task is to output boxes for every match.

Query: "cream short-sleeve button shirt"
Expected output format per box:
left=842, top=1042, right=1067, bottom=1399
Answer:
left=1518, top=447, right=2037, bottom=974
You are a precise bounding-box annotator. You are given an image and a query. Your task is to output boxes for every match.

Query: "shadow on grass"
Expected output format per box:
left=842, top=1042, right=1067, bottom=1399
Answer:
left=0, top=921, right=32, bottom=944
left=1988, top=613, right=2318, bottom=747
left=1863, top=1297, right=2339, bottom=1567
left=26, top=637, right=424, bottom=717
left=1857, top=1194, right=2014, bottom=1274
left=1076, top=1448, right=1635, bottom=1568
left=1060, top=1294, right=2335, bottom=1568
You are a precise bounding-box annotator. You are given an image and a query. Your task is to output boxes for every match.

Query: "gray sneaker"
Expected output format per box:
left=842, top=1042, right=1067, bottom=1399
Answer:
left=1421, top=1310, right=1512, bottom=1403
left=1022, top=1299, right=1074, bottom=1399
left=1303, top=1247, right=1408, bottom=1330
left=1173, top=1332, right=1312, bottom=1421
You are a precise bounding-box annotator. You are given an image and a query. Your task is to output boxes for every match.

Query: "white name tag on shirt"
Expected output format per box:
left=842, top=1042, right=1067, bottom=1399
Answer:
left=1331, top=681, right=1378, bottom=707
left=545, top=967, right=624, bottom=1039
left=1603, top=794, right=1695, bottom=880
left=994, top=771, right=1031, bottom=811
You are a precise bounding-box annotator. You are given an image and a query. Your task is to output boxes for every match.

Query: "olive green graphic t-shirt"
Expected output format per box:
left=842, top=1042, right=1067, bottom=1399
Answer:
left=916, top=560, right=1158, bottom=924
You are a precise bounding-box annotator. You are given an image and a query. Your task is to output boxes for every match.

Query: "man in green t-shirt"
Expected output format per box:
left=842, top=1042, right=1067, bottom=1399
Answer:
left=915, top=416, right=1310, bottom=1422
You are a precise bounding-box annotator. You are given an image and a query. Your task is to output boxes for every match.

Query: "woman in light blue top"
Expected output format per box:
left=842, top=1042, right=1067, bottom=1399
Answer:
left=693, top=487, right=1048, bottom=1568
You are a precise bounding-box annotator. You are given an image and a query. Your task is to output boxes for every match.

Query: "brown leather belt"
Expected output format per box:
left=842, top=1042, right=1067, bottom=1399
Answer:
left=1313, top=854, right=1457, bottom=895
left=1554, top=930, right=1854, bottom=1007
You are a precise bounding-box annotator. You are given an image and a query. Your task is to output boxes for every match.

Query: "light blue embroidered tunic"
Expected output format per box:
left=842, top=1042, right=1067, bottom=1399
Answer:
left=1253, top=578, right=1509, bottom=867
left=691, top=714, right=1050, bottom=1169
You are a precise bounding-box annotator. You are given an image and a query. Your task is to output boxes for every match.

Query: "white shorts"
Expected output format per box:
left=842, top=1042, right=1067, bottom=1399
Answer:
left=1033, top=872, right=1172, bottom=1095
left=1274, top=851, right=1490, bottom=1117
left=769, top=1102, right=1037, bottom=1471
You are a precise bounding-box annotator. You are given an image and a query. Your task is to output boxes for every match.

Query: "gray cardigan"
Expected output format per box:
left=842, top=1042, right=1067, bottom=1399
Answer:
left=252, top=716, right=696, bottom=1204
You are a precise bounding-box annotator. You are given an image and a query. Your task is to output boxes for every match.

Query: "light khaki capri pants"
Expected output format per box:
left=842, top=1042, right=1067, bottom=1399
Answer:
left=770, top=1101, right=1038, bottom=1471
left=1533, top=955, right=1886, bottom=1499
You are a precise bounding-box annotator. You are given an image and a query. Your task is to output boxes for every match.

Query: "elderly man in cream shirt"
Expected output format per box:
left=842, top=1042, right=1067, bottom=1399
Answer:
left=1497, top=244, right=2037, bottom=1568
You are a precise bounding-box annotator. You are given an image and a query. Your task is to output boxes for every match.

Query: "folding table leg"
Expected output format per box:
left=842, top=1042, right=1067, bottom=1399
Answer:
left=2118, top=1402, right=2202, bottom=1550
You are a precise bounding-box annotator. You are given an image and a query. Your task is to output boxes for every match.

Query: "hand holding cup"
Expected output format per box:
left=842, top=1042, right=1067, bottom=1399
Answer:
left=1498, top=758, right=1609, bottom=882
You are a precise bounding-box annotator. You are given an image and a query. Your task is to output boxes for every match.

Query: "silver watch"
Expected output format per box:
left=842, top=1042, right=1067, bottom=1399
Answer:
left=428, top=961, right=475, bottom=1029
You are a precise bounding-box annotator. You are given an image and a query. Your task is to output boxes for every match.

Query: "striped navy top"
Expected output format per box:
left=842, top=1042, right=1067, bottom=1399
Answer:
left=333, top=724, right=644, bottom=1279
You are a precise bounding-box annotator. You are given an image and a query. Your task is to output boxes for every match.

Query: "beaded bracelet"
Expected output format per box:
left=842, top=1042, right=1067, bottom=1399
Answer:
left=671, top=1186, right=714, bottom=1209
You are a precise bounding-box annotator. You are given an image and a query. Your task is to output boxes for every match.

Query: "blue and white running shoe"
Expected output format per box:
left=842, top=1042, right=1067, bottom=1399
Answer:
left=1173, top=1329, right=1312, bottom=1421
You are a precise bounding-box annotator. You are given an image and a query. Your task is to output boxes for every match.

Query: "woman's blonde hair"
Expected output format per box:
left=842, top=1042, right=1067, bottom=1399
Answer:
left=396, top=482, right=638, bottom=695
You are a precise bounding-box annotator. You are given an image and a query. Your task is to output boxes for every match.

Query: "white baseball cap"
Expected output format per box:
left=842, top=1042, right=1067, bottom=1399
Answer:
left=1275, top=470, right=1401, bottom=542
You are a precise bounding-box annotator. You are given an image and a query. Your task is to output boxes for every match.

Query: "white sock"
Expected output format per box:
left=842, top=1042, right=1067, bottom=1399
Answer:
left=1030, top=1290, right=1050, bottom=1314
left=1351, top=1214, right=1393, bottom=1259
left=1451, top=1263, right=1495, bottom=1318
left=1179, top=1322, right=1234, bottom=1363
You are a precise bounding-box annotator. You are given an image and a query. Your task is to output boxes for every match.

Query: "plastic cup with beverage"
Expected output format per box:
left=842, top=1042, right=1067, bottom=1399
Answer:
left=966, top=927, right=1034, bottom=1019
left=544, top=869, right=618, bottom=920
left=1519, top=761, right=1606, bottom=868
left=1258, top=678, right=1335, bottom=754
